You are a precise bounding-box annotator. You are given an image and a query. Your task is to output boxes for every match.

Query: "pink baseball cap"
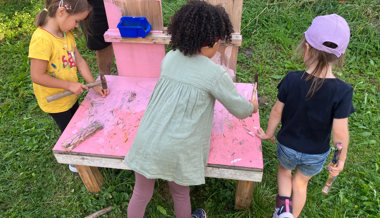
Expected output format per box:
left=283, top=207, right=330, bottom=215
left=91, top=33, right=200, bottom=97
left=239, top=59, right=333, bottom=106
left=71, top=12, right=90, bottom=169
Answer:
left=305, top=14, right=350, bottom=58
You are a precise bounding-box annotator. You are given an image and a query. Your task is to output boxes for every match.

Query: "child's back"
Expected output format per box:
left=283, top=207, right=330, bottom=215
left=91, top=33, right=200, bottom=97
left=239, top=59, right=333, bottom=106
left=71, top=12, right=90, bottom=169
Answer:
left=277, top=70, right=354, bottom=154
left=125, top=2, right=258, bottom=217
left=126, top=49, right=253, bottom=186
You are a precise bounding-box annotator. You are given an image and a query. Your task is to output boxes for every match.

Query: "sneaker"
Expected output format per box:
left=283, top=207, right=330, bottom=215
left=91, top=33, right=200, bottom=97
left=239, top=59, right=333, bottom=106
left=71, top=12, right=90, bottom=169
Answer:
left=69, top=164, right=78, bottom=173
left=272, top=195, right=293, bottom=218
left=191, top=208, right=206, bottom=218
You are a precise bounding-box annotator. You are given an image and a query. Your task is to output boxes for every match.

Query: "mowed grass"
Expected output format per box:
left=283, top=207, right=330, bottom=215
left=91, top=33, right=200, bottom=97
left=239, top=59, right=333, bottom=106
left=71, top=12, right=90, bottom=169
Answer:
left=0, top=0, right=379, bottom=217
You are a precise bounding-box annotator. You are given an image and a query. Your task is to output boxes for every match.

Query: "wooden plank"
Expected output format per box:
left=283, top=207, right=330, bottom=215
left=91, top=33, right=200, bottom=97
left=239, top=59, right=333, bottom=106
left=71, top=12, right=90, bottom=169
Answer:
left=104, top=0, right=163, bottom=31
left=104, top=28, right=242, bottom=46
left=211, top=45, right=239, bottom=80
left=53, top=152, right=262, bottom=182
left=206, top=0, right=243, bottom=33
left=235, top=180, right=255, bottom=209
left=76, top=165, right=104, bottom=193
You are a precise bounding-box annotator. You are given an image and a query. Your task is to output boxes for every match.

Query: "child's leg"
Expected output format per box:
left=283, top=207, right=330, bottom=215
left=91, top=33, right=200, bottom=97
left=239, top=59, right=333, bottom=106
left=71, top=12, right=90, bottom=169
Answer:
left=128, top=172, right=155, bottom=218
left=168, top=181, right=191, bottom=218
left=292, top=168, right=312, bottom=217
left=277, top=163, right=292, bottom=197
left=49, top=101, right=79, bottom=133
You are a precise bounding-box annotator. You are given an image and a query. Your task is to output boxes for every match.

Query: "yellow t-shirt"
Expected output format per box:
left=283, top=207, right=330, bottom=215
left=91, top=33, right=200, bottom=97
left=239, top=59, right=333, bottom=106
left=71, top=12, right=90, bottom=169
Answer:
left=28, top=28, right=78, bottom=113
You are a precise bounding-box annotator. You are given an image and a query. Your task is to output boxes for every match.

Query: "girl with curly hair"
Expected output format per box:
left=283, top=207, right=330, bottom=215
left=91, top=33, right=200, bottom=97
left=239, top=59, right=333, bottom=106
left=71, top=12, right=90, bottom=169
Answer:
left=124, top=1, right=258, bottom=217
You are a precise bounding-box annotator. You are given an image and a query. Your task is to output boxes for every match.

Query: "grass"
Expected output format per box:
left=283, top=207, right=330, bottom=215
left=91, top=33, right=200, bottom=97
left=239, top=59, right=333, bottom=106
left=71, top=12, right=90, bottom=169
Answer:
left=0, top=0, right=379, bottom=217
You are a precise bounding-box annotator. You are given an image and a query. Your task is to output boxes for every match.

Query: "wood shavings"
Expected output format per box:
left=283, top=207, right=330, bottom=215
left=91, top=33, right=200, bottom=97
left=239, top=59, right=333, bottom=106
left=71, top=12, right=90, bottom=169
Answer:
left=62, top=121, right=104, bottom=151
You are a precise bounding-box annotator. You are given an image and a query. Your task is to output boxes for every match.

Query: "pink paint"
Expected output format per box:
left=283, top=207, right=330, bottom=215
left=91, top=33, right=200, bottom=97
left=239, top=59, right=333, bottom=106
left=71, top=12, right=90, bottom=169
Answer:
left=104, top=1, right=122, bottom=29
left=112, top=43, right=165, bottom=77
left=53, top=76, right=263, bottom=170
left=208, top=84, right=263, bottom=169
left=54, top=76, right=157, bottom=155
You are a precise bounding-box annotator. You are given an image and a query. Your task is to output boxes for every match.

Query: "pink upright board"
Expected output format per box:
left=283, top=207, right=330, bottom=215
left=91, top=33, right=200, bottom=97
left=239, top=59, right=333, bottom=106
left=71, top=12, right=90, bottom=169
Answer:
left=103, top=0, right=165, bottom=78
left=53, top=76, right=263, bottom=170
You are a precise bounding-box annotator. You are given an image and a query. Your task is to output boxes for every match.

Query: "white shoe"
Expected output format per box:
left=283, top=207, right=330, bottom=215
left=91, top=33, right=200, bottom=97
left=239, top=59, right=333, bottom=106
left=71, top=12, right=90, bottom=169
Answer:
left=69, top=164, right=78, bottom=173
left=273, top=208, right=294, bottom=218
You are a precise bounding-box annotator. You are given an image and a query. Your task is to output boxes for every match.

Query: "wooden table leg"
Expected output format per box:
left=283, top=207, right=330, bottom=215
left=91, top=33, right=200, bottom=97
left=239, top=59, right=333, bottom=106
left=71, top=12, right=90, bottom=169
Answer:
left=234, top=180, right=255, bottom=210
left=76, top=165, right=103, bottom=193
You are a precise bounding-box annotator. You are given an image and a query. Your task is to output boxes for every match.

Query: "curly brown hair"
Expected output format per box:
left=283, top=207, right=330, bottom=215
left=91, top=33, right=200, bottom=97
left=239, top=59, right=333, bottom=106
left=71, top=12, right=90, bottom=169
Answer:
left=168, top=0, right=233, bottom=56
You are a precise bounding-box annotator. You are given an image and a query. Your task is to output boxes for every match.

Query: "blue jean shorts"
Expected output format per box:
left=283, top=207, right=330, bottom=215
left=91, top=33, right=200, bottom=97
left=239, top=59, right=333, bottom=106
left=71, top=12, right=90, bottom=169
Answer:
left=277, top=142, right=330, bottom=177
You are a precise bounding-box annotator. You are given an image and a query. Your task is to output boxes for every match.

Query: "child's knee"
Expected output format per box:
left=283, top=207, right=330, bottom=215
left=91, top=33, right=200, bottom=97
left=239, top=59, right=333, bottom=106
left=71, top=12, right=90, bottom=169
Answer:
left=293, top=170, right=311, bottom=189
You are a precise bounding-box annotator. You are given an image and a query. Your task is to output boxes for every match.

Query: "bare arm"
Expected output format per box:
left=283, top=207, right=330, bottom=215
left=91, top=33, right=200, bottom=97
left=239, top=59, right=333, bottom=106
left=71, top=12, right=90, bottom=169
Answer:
left=328, top=118, right=350, bottom=176
left=30, top=58, right=87, bottom=95
left=256, top=99, right=284, bottom=143
left=74, top=48, right=109, bottom=97
left=74, top=47, right=95, bottom=84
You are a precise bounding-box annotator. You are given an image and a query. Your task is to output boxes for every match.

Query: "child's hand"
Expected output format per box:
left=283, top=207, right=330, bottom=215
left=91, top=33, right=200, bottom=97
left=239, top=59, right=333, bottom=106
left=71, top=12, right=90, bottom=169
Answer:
left=68, top=82, right=88, bottom=95
left=93, top=86, right=110, bottom=98
left=249, top=99, right=259, bottom=113
left=328, top=160, right=345, bottom=177
left=256, top=128, right=276, bottom=144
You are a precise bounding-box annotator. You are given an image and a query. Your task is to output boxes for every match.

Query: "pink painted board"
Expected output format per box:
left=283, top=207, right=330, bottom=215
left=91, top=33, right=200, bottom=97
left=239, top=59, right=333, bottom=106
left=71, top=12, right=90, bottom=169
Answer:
left=112, top=42, right=165, bottom=78
left=53, top=75, right=263, bottom=170
left=208, top=85, right=263, bottom=169
left=103, top=0, right=165, bottom=78
left=53, top=76, right=156, bottom=156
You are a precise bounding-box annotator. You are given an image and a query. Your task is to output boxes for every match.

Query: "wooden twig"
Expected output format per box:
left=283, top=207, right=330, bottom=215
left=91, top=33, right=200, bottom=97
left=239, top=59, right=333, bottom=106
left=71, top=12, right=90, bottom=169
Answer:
left=62, top=121, right=104, bottom=151
left=85, top=206, right=113, bottom=218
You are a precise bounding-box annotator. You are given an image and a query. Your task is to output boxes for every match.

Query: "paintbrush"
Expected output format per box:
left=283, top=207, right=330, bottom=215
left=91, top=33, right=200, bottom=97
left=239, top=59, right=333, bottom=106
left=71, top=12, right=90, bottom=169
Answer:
left=322, top=142, right=343, bottom=195
left=251, top=73, right=258, bottom=101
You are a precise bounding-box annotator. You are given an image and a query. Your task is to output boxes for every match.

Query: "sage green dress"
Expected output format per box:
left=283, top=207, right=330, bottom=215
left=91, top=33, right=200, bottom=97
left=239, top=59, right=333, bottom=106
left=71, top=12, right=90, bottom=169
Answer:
left=124, top=50, right=253, bottom=186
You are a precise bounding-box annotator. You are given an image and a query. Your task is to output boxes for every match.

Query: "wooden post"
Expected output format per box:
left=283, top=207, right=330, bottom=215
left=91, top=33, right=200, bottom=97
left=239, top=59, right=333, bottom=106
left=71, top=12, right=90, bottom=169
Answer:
left=76, top=165, right=104, bottom=193
left=234, top=180, right=255, bottom=209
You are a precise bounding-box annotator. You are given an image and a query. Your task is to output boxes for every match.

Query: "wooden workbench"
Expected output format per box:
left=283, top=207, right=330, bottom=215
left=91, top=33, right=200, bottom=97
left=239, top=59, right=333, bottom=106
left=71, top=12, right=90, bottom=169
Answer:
left=53, top=75, right=263, bottom=209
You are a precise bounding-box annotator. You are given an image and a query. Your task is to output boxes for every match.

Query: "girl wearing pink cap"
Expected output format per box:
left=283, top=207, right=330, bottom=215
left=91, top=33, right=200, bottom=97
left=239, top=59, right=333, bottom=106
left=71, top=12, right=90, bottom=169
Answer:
left=257, top=14, right=354, bottom=218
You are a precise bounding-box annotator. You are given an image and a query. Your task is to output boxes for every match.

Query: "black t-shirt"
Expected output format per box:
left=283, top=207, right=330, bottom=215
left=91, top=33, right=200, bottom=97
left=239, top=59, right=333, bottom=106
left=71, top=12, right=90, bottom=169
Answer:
left=277, top=71, right=355, bottom=154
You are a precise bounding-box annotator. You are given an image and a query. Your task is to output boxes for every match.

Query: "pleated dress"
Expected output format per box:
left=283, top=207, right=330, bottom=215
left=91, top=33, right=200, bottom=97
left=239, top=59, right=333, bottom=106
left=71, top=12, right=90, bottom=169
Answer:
left=124, top=50, right=253, bottom=186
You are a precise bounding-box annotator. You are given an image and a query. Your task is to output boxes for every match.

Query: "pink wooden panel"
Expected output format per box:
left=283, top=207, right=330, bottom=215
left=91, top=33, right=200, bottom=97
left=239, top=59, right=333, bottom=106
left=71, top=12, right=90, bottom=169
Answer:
left=103, top=0, right=165, bottom=78
left=112, top=42, right=165, bottom=78
left=53, top=76, right=263, bottom=170
left=209, top=85, right=262, bottom=169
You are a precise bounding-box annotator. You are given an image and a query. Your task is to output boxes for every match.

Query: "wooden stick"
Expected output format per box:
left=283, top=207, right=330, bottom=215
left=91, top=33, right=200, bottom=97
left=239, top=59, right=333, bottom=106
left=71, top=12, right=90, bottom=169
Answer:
left=46, top=80, right=101, bottom=103
left=62, top=121, right=103, bottom=151
left=322, top=143, right=343, bottom=194
left=85, top=206, right=113, bottom=218
left=251, top=74, right=258, bottom=101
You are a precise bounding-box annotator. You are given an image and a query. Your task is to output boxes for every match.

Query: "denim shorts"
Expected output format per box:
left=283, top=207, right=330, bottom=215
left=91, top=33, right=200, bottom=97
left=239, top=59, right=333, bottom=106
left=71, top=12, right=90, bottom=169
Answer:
left=277, top=142, right=330, bottom=177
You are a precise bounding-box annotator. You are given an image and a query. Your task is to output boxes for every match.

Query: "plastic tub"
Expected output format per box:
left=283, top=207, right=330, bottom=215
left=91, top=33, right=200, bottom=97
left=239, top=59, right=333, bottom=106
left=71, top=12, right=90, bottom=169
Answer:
left=117, top=16, right=151, bottom=38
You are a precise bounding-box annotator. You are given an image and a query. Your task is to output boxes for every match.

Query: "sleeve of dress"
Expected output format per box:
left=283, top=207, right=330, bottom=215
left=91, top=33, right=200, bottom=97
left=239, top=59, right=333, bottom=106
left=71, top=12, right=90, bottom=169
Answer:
left=334, top=85, right=355, bottom=118
left=210, top=71, right=254, bottom=119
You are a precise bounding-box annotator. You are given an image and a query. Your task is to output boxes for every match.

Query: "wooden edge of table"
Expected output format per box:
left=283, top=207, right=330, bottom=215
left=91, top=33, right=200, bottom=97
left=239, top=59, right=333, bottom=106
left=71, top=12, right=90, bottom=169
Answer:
left=53, top=151, right=262, bottom=182
left=104, top=29, right=242, bottom=46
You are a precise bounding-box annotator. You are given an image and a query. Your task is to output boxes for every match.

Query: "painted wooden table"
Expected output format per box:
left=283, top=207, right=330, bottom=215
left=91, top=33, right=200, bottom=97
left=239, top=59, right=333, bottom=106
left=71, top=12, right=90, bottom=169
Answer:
left=53, top=75, right=263, bottom=209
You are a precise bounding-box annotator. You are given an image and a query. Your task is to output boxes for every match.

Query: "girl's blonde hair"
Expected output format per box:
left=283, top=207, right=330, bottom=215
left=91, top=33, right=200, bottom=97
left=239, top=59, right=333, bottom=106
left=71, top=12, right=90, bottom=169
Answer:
left=34, top=0, right=92, bottom=34
left=296, top=37, right=345, bottom=98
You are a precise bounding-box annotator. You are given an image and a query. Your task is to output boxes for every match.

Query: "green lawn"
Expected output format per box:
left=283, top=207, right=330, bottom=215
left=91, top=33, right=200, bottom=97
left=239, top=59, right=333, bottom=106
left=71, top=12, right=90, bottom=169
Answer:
left=0, top=0, right=379, bottom=217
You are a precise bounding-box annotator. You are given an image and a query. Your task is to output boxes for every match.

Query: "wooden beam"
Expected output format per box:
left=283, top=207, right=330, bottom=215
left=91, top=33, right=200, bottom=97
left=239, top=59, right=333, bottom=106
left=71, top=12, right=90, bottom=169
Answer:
left=234, top=180, right=255, bottom=210
left=104, top=29, right=242, bottom=46
left=76, top=165, right=104, bottom=193
left=53, top=153, right=263, bottom=182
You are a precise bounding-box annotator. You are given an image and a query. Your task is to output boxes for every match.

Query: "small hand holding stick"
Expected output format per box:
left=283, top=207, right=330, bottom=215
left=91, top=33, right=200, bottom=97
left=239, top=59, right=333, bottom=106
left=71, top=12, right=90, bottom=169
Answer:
left=250, top=73, right=259, bottom=113
left=322, top=142, right=343, bottom=194
left=47, top=74, right=109, bottom=102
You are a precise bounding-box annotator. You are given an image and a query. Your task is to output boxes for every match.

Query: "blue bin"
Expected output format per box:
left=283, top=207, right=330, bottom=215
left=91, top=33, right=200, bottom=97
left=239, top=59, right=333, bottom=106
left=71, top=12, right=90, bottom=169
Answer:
left=117, top=16, right=151, bottom=38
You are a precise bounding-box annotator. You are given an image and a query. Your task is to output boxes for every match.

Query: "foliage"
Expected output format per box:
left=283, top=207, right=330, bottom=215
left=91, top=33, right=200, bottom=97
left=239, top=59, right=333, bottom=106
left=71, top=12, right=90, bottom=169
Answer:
left=0, top=0, right=379, bottom=217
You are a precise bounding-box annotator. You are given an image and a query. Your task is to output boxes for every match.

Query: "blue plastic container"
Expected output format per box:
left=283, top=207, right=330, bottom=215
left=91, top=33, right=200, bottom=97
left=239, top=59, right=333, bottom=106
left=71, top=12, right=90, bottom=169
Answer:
left=117, top=16, right=151, bottom=38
